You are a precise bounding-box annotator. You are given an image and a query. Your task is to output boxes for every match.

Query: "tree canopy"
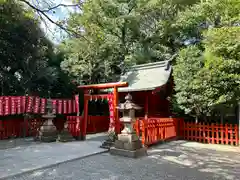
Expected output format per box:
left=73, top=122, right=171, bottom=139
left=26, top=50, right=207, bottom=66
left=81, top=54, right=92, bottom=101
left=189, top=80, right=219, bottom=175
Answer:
left=173, top=0, right=240, bottom=119
left=59, top=0, right=199, bottom=84
left=0, top=0, right=75, bottom=97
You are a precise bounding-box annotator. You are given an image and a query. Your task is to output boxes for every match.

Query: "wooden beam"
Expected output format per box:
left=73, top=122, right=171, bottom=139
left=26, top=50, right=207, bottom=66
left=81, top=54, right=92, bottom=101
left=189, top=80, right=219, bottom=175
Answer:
left=152, top=85, right=165, bottom=94
left=77, top=82, right=128, bottom=90
left=85, top=94, right=109, bottom=100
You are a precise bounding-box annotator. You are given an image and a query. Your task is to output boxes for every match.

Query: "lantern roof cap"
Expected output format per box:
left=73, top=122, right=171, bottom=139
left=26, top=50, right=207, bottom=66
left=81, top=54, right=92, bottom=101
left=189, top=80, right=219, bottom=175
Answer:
left=117, top=94, right=141, bottom=110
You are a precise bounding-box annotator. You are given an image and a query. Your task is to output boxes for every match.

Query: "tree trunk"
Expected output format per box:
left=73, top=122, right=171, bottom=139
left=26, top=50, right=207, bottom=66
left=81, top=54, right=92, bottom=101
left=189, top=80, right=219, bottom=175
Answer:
left=195, top=116, right=198, bottom=123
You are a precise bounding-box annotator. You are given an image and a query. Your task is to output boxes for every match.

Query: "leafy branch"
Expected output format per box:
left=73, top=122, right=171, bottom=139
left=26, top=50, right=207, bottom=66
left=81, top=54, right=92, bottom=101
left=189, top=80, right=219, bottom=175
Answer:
left=19, top=0, right=84, bottom=38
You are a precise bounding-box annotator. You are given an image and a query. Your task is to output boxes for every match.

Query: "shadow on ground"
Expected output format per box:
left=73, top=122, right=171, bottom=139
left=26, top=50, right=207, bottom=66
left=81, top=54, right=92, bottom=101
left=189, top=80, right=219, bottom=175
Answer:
left=86, top=133, right=108, bottom=142
left=148, top=140, right=240, bottom=180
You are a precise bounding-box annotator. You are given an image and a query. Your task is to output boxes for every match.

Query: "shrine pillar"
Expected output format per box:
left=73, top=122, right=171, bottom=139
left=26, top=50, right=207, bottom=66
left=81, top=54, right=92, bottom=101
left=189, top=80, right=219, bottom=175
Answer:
left=80, top=90, right=89, bottom=141
left=238, top=101, right=240, bottom=146
left=113, top=86, right=120, bottom=134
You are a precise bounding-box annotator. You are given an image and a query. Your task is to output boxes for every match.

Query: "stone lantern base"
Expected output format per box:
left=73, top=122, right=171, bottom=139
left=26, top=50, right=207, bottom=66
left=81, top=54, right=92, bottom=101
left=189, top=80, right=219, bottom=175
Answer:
left=39, top=118, right=58, bottom=142
left=110, top=133, right=147, bottom=158
left=57, top=122, right=74, bottom=142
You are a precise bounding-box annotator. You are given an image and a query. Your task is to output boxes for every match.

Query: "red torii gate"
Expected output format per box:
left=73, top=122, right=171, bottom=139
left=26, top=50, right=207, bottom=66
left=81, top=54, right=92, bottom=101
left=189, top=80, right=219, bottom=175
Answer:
left=78, top=82, right=128, bottom=140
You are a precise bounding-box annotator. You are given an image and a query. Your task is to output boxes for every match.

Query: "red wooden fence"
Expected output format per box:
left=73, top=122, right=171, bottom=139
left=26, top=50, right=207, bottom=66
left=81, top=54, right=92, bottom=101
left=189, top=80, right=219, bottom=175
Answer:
left=1, top=115, right=239, bottom=147
left=134, top=118, right=239, bottom=147
left=67, top=116, right=109, bottom=136
left=180, top=121, right=239, bottom=146
left=0, top=118, right=45, bottom=139
left=135, top=117, right=180, bottom=146
left=0, top=116, right=109, bottom=140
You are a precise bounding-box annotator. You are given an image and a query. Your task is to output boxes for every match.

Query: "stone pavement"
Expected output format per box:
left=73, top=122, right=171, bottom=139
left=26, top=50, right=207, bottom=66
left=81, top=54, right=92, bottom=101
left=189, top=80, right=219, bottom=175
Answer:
left=0, top=133, right=108, bottom=179
left=5, top=140, right=240, bottom=180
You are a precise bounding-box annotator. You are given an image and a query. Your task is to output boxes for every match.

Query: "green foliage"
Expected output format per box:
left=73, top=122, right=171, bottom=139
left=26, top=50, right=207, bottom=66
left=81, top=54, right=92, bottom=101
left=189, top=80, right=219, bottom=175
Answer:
left=173, top=0, right=240, bottom=118
left=203, top=27, right=240, bottom=105
left=203, top=27, right=240, bottom=60
left=175, top=0, right=240, bottom=42
left=60, top=0, right=197, bottom=84
left=173, top=46, right=206, bottom=116
left=0, top=0, right=75, bottom=97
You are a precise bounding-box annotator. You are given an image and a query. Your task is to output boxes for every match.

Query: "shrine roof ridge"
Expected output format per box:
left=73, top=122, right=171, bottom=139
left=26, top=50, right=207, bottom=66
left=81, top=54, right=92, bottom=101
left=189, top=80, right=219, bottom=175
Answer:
left=129, top=60, right=171, bottom=71
left=118, top=60, right=172, bottom=92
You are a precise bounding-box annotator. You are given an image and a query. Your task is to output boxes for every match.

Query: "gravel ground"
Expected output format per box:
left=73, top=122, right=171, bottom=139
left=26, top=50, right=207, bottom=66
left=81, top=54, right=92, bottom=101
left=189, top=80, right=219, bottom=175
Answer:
left=6, top=141, right=240, bottom=180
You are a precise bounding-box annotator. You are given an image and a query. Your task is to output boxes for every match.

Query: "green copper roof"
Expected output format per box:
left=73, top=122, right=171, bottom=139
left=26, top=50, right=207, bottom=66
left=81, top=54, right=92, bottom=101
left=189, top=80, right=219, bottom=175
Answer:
left=118, top=60, right=172, bottom=92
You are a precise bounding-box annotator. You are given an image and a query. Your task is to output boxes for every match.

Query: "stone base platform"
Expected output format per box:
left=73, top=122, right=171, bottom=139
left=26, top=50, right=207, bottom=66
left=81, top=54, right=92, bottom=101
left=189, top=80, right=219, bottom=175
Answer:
left=110, top=146, right=147, bottom=158
left=100, top=139, right=114, bottom=149
left=57, top=121, right=74, bottom=142
left=39, top=118, right=58, bottom=143
left=57, top=129, right=74, bottom=142
left=39, top=131, right=58, bottom=142
left=114, top=139, right=142, bottom=150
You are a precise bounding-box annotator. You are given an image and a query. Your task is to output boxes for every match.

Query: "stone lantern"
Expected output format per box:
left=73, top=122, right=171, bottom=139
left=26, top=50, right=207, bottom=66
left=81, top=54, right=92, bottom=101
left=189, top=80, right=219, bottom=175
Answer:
left=110, top=93, right=147, bottom=158
left=57, top=119, right=74, bottom=142
left=39, top=99, right=58, bottom=142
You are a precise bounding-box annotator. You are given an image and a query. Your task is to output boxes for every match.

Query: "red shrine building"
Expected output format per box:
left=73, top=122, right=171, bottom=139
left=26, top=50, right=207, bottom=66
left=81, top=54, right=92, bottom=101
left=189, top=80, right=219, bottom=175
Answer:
left=78, top=60, right=173, bottom=136
left=117, top=60, right=173, bottom=118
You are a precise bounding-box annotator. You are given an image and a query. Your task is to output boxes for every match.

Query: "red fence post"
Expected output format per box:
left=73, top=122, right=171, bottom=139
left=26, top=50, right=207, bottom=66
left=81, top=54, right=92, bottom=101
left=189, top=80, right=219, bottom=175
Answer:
left=235, top=124, right=239, bottom=146
left=142, top=119, right=146, bottom=146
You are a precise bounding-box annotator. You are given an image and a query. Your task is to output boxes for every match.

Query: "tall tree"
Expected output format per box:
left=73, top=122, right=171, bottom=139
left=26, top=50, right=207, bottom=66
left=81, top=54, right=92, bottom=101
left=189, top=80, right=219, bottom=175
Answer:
left=173, top=0, right=240, bottom=119
left=0, top=0, right=75, bottom=97
left=18, top=0, right=83, bottom=38
left=60, top=0, right=198, bottom=84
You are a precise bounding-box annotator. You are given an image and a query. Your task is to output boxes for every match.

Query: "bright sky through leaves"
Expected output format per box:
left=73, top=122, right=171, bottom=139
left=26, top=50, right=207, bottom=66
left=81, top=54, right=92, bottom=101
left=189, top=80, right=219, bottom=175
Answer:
left=32, top=0, right=76, bottom=44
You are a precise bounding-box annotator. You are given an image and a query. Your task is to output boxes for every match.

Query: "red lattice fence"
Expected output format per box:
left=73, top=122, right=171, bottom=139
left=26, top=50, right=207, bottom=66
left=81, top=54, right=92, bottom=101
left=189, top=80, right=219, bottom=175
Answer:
left=67, top=116, right=109, bottom=136
left=0, top=118, right=45, bottom=139
left=135, top=118, right=180, bottom=146
left=180, top=121, right=239, bottom=146
left=0, top=116, right=109, bottom=140
left=134, top=118, right=239, bottom=147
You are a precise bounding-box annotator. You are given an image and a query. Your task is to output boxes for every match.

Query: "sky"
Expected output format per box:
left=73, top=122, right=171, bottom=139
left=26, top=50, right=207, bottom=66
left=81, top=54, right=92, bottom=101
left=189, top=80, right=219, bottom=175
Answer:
left=35, top=0, right=76, bottom=44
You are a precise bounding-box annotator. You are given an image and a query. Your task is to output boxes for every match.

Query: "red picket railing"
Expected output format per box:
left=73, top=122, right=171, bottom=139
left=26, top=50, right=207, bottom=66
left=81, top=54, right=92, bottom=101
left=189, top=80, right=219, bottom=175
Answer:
left=0, top=115, right=239, bottom=147
left=180, top=121, right=239, bottom=146
left=0, top=115, right=109, bottom=140
left=0, top=118, right=45, bottom=139
left=67, top=115, right=109, bottom=135
left=134, top=117, right=239, bottom=147
left=67, top=116, right=82, bottom=137
left=135, top=117, right=181, bottom=146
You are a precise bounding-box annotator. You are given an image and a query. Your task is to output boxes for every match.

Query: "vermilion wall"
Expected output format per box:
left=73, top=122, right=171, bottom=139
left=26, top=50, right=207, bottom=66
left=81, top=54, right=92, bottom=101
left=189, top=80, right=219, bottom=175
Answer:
left=119, top=91, right=171, bottom=117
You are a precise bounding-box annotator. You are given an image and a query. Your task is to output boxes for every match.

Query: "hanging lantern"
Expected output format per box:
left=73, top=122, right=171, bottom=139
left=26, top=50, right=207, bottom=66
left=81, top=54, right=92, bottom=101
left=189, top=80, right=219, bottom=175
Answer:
left=26, top=96, right=33, bottom=113
left=22, top=96, right=26, bottom=113
left=34, top=96, right=40, bottom=114
left=16, top=96, right=22, bottom=114
left=52, top=99, right=57, bottom=114
left=68, top=100, right=72, bottom=114
left=4, top=96, right=10, bottom=116
left=40, top=98, right=46, bottom=114
left=0, top=97, right=3, bottom=116
left=11, top=96, right=16, bottom=115
left=57, top=99, right=63, bottom=114
left=74, top=94, right=79, bottom=114
left=63, top=100, right=67, bottom=114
